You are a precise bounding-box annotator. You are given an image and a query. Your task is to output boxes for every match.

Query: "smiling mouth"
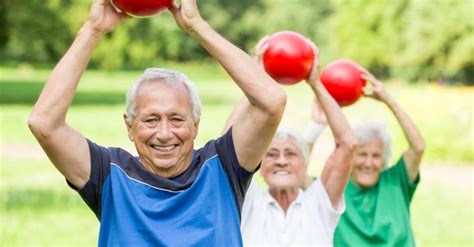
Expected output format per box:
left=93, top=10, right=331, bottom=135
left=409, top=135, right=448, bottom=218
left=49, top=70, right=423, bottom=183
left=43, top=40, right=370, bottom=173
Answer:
left=151, top=144, right=178, bottom=153
left=358, top=167, right=376, bottom=174
left=273, top=170, right=290, bottom=175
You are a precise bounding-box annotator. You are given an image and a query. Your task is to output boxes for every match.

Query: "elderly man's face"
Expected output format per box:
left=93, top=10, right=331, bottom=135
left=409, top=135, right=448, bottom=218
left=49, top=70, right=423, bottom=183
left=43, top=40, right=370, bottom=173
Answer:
left=352, top=139, right=384, bottom=189
left=126, top=81, right=199, bottom=177
left=261, top=137, right=307, bottom=190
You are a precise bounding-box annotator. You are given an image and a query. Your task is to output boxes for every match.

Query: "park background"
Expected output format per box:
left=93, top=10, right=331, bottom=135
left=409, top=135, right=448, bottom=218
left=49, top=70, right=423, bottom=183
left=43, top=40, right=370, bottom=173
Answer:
left=0, top=0, right=472, bottom=246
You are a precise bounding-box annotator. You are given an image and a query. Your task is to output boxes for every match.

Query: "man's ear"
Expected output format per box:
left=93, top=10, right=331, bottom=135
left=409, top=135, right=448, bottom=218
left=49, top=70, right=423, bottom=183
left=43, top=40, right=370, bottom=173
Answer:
left=123, top=113, right=133, bottom=141
left=193, top=120, right=200, bottom=139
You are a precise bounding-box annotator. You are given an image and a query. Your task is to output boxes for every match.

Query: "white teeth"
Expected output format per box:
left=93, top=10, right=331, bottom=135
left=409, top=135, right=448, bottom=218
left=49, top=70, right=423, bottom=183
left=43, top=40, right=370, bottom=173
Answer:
left=274, top=170, right=290, bottom=175
left=152, top=145, right=176, bottom=152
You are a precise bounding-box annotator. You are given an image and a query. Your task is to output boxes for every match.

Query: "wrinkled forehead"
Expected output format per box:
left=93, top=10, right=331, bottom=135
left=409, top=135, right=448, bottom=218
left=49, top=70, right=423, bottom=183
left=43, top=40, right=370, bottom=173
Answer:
left=136, top=81, right=193, bottom=111
left=269, top=137, right=300, bottom=152
left=357, top=139, right=385, bottom=153
left=139, top=80, right=191, bottom=100
left=139, top=79, right=188, bottom=93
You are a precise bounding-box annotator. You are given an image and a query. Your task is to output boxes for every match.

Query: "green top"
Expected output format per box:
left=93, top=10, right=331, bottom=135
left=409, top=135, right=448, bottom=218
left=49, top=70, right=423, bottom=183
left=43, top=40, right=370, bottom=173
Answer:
left=334, top=156, right=420, bottom=247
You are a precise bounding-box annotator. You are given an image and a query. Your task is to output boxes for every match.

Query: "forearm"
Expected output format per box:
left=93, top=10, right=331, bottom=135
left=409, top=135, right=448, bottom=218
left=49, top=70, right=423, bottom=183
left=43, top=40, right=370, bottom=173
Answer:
left=222, top=97, right=250, bottom=135
left=29, top=24, right=102, bottom=132
left=383, top=94, right=424, bottom=180
left=312, top=81, right=355, bottom=206
left=310, top=82, right=356, bottom=148
left=384, top=95, right=425, bottom=153
left=189, top=21, right=286, bottom=112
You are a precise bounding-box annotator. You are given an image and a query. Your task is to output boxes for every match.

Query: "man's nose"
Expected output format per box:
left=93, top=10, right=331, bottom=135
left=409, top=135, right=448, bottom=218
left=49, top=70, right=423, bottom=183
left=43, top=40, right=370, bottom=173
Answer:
left=155, top=121, right=173, bottom=141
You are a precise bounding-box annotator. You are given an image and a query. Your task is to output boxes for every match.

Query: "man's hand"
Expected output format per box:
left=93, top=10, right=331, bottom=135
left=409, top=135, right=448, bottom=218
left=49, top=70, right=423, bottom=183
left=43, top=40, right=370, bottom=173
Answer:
left=168, top=0, right=205, bottom=32
left=86, top=0, right=129, bottom=36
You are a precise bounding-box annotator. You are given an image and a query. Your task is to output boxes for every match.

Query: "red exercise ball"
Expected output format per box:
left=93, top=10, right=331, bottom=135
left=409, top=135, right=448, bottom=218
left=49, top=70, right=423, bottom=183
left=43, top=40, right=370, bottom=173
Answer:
left=111, top=0, right=173, bottom=17
left=263, top=31, right=315, bottom=85
left=320, top=60, right=366, bottom=107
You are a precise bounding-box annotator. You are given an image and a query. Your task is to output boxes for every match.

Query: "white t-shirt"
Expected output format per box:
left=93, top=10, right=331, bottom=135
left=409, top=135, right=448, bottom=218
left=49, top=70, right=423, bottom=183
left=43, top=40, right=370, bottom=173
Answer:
left=241, top=179, right=345, bottom=246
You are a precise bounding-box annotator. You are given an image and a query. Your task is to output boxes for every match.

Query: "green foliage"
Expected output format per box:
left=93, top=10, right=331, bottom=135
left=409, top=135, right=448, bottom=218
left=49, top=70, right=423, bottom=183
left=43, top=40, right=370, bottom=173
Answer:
left=328, top=0, right=473, bottom=83
left=0, top=0, right=8, bottom=49
left=258, top=0, right=332, bottom=53
left=401, top=0, right=474, bottom=83
left=328, top=0, right=408, bottom=76
left=0, top=0, right=472, bottom=83
left=2, top=0, right=73, bottom=63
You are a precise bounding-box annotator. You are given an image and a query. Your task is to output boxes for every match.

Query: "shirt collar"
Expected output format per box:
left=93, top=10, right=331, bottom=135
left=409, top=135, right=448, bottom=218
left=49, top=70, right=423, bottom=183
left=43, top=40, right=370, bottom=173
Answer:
left=264, top=188, right=304, bottom=207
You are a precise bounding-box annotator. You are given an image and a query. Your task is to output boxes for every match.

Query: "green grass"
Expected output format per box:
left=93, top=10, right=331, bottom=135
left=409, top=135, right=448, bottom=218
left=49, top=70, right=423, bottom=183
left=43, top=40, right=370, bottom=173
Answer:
left=0, top=65, right=473, bottom=245
left=412, top=181, right=473, bottom=246
left=1, top=66, right=471, bottom=162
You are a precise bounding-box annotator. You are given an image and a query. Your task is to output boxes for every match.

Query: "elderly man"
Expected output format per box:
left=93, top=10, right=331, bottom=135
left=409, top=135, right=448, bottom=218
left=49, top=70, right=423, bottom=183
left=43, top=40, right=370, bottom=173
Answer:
left=334, top=70, right=425, bottom=246
left=225, top=38, right=357, bottom=246
left=27, top=0, right=286, bottom=245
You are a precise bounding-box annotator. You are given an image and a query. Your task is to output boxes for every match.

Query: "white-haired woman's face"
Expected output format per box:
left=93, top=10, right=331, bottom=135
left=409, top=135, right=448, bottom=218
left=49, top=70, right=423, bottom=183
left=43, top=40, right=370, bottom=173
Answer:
left=352, top=139, right=384, bottom=189
left=261, top=138, right=307, bottom=190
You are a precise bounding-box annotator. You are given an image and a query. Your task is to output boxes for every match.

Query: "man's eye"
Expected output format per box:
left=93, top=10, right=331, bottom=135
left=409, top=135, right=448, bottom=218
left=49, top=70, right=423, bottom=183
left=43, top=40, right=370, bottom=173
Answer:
left=171, top=118, right=184, bottom=122
left=144, top=118, right=157, bottom=123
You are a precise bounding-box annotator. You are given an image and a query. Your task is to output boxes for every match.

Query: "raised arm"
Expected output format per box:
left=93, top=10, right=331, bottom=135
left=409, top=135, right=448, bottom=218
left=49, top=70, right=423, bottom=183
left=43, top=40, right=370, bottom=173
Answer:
left=27, top=0, right=128, bottom=189
left=304, top=99, right=327, bottom=152
left=300, top=99, right=327, bottom=190
left=170, top=1, right=286, bottom=172
left=221, top=36, right=270, bottom=134
left=306, top=44, right=357, bottom=207
left=362, top=71, right=425, bottom=181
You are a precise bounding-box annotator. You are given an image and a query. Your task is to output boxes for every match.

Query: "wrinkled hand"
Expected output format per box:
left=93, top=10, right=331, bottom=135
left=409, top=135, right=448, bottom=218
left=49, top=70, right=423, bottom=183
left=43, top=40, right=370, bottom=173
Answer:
left=311, top=98, right=327, bottom=124
left=169, top=0, right=204, bottom=32
left=305, top=41, right=320, bottom=86
left=253, top=36, right=269, bottom=67
left=86, top=0, right=129, bottom=35
left=361, top=70, right=389, bottom=102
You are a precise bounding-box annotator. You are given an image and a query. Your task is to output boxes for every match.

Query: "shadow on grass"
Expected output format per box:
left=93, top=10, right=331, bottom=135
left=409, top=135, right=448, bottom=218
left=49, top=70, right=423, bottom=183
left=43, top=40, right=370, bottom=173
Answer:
left=0, top=80, right=124, bottom=105
left=3, top=187, right=86, bottom=212
left=0, top=80, right=234, bottom=106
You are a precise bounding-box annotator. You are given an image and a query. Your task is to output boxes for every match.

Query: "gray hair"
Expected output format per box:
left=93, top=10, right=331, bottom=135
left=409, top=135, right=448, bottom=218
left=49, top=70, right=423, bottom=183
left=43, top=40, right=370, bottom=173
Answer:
left=273, top=128, right=310, bottom=166
left=125, top=68, right=202, bottom=124
left=354, top=121, right=392, bottom=168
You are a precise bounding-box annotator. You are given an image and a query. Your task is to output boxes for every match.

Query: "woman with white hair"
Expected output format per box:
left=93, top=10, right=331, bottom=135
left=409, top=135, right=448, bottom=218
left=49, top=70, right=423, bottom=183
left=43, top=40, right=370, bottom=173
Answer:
left=334, top=71, right=425, bottom=247
left=225, top=38, right=357, bottom=246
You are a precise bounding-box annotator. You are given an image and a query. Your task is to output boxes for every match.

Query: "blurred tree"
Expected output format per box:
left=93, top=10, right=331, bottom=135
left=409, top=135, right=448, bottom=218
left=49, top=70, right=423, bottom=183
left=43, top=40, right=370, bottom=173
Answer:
left=259, top=0, right=332, bottom=47
left=401, top=0, right=474, bottom=83
left=0, top=0, right=8, bottom=49
left=1, top=0, right=73, bottom=64
left=0, top=0, right=471, bottom=84
left=328, top=0, right=473, bottom=83
left=198, top=0, right=266, bottom=54
left=327, top=0, right=409, bottom=77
